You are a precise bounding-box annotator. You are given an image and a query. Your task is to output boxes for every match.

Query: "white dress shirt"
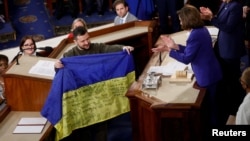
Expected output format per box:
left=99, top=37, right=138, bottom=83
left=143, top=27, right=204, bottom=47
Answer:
left=236, top=93, right=250, bottom=124
left=119, top=12, right=129, bottom=24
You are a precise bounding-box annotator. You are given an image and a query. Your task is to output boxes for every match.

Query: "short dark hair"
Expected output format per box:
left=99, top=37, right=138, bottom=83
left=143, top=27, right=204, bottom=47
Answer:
left=177, top=4, right=204, bottom=30
left=73, top=26, right=88, bottom=39
left=113, top=0, right=128, bottom=9
left=0, top=54, right=8, bottom=63
left=19, top=35, right=37, bottom=52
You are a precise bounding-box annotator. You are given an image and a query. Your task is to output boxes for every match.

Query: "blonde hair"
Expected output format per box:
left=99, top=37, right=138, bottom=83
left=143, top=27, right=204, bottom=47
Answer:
left=71, top=18, right=87, bottom=31
left=241, top=67, right=250, bottom=88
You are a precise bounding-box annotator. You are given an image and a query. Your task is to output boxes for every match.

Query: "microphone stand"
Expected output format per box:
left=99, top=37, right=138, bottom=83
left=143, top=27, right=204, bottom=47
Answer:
left=14, top=51, right=22, bottom=65
left=159, top=52, right=162, bottom=65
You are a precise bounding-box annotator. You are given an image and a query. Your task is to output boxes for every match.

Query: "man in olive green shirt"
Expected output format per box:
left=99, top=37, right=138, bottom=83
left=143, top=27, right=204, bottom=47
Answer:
left=54, top=26, right=134, bottom=141
left=55, top=26, right=134, bottom=68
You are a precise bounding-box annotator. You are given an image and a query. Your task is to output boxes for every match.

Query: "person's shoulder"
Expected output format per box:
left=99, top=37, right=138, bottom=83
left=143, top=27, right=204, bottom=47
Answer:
left=92, top=43, right=105, bottom=46
left=114, top=16, right=119, bottom=20
left=190, top=27, right=212, bottom=40
left=192, top=27, right=209, bottom=34
left=238, top=94, right=250, bottom=111
left=243, top=94, right=250, bottom=104
left=63, top=46, right=78, bottom=57
left=229, top=1, right=243, bottom=9
left=114, top=16, right=120, bottom=24
left=128, top=12, right=137, bottom=19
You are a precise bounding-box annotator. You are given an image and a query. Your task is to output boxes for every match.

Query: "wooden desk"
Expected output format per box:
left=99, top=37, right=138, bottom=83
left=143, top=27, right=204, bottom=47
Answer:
left=126, top=31, right=206, bottom=141
left=3, top=56, right=56, bottom=111
left=0, top=111, right=53, bottom=141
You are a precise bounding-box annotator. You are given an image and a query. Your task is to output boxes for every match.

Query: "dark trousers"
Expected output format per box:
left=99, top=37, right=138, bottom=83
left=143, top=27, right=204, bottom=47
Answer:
left=60, top=122, right=107, bottom=141
left=155, top=0, right=183, bottom=34
left=201, top=82, right=219, bottom=125
left=216, top=57, right=245, bottom=125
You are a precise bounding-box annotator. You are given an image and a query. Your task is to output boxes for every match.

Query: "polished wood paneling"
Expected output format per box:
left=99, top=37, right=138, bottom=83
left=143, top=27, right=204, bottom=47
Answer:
left=4, top=75, right=52, bottom=111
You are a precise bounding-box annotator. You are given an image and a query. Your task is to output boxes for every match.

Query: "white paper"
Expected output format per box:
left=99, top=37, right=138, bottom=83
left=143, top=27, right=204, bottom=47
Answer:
left=207, top=27, right=219, bottom=36
left=18, top=117, right=47, bottom=125
left=29, top=60, right=55, bottom=77
left=13, top=126, right=44, bottom=134
left=148, top=62, right=188, bottom=76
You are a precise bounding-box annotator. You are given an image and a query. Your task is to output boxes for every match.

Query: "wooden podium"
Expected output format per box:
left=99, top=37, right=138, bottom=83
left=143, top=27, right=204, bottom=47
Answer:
left=0, top=56, right=56, bottom=141
left=126, top=31, right=206, bottom=141
left=3, top=56, right=56, bottom=111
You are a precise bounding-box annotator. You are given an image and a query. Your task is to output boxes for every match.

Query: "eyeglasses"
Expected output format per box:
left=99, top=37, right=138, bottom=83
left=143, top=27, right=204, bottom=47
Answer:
left=23, top=43, right=34, bottom=47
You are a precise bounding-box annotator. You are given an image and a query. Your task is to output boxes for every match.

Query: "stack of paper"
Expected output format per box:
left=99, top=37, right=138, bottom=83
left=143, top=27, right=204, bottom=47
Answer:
left=148, top=61, right=188, bottom=76
left=13, top=117, right=47, bottom=134
left=29, top=60, right=55, bottom=77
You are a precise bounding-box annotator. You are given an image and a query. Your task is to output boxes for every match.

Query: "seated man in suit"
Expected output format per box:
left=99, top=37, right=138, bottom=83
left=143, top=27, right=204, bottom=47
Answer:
left=113, top=0, right=138, bottom=25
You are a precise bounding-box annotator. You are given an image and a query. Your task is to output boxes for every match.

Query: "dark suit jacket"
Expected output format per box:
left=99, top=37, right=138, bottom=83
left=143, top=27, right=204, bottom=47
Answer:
left=170, top=27, right=222, bottom=87
left=243, top=0, right=250, bottom=40
left=211, top=1, right=246, bottom=59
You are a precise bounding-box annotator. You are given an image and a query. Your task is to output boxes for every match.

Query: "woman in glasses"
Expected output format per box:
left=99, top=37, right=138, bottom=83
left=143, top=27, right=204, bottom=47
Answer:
left=11, top=35, right=52, bottom=63
left=19, top=35, right=37, bottom=56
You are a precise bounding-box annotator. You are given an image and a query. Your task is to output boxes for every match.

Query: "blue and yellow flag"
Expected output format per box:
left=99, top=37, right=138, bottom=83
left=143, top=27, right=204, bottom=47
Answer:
left=41, top=51, right=135, bottom=140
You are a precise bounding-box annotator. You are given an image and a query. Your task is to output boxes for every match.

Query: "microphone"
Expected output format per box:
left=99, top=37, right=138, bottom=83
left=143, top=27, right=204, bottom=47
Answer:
left=159, top=52, right=162, bottom=65
left=37, top=46, right=53, bottom=53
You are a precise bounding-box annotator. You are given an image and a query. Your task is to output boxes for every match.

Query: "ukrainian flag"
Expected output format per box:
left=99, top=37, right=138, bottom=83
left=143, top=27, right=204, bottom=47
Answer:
left=41, top=51, right=135, bottom=140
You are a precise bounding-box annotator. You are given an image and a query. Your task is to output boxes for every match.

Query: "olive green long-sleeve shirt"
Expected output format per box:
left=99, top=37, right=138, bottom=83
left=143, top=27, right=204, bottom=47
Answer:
left=63, top=43, right=123, bottom=57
